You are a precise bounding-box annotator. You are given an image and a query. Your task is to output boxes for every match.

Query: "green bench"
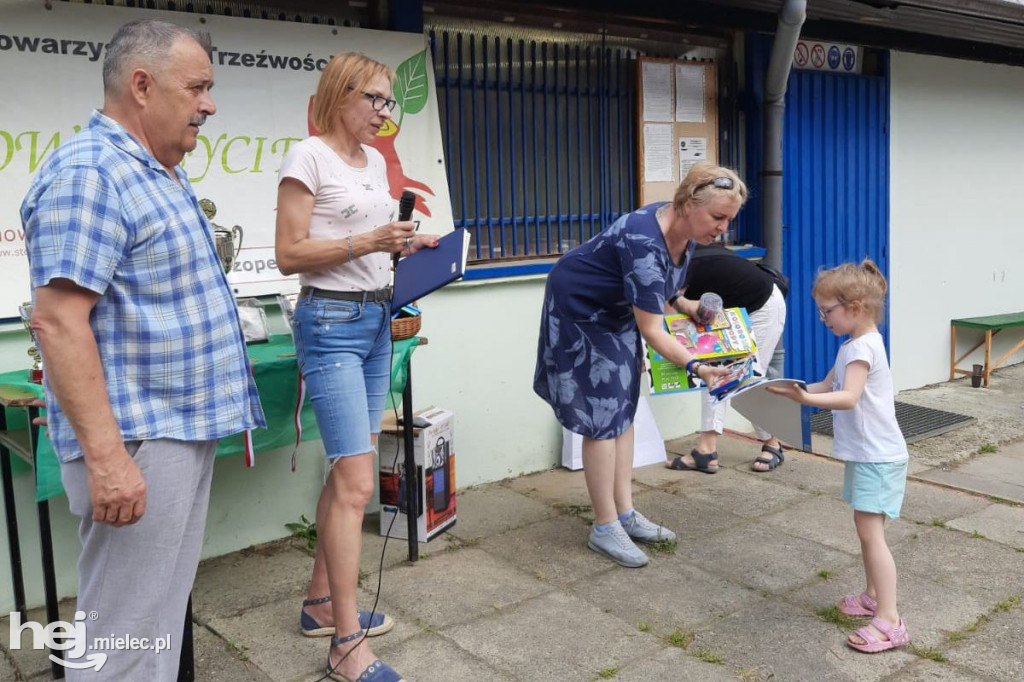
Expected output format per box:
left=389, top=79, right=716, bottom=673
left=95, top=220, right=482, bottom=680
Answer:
left=950, top=312, right=1024, bottom=387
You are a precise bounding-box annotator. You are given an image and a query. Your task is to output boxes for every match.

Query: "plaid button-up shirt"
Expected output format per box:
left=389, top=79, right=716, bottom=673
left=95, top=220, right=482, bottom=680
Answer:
left=22, top=111, right=265, bottom=463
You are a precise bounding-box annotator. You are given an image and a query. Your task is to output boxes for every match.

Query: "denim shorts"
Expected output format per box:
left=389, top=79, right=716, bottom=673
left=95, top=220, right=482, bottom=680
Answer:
left=842, top=460, right=909, bottom=519
left=292, top=295, right=392, bottom=458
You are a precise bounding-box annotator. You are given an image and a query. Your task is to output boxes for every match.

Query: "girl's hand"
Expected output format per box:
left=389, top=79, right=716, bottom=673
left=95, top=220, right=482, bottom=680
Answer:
left=766, top=382, right=808, bottom=403
left=697, top=363, right=729, bottom=385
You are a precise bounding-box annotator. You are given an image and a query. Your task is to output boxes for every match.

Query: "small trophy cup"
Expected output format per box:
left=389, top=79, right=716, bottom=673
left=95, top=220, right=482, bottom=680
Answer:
left=199, top=198, right=244, bottom=274
left=19, top=302, right=43, bottom=384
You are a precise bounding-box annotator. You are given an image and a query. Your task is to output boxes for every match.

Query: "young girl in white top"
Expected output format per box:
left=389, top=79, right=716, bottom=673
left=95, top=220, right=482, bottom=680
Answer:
left=769, top=259, right=910, bottom=654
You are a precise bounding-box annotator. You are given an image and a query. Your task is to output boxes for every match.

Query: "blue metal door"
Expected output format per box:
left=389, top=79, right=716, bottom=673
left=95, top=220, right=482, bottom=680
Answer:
left=744, top=36, right=890, bottom=384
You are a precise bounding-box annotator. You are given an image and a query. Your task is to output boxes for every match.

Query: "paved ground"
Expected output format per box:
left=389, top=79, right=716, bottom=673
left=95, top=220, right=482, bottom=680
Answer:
left=3, top=366, right=1023, bottom=681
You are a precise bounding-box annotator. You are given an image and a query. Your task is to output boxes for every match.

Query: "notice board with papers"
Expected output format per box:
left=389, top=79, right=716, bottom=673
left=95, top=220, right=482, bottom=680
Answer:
left=636, top=57, right=718, bottom=205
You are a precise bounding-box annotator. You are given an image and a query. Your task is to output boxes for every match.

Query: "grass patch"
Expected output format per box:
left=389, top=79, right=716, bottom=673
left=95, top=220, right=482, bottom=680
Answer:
left=357, top=569, right=370, bottom=587
left=994, top=596, right=1021, bottom=612
left=553, top=502, right=595, bottom=523
left=692, top=648, right=725, bottom=664
left=817, top=569, right=833, bottom=580
left=815, top=605, right=862, bottom=630
left=988, top=496, right=1022, bottom=507
left=970, top=530, right=986, bottom=539
left=977, top=443, right=998, bottom=454
left=285, top=514, right=317, bottom=552
left=931, top=519, right=946, bottom=527
left=910, top=645, right=946, bottom=662
left=666, top=628, right=694, bottom=648
left=649, top=539, right=678, bottom=554
left=596, top=667, right=618, bottom=679
left=637, top=621, right=651, bottom=633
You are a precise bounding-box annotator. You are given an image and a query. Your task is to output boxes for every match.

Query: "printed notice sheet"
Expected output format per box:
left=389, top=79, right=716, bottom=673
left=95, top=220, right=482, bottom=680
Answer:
left=675, top=63, right=706, bottom=122
left=679, top=137, right=707, bottom=178
left=642, top=61, right=673, bottom=122
left=643, top=123, right=674, bottom=182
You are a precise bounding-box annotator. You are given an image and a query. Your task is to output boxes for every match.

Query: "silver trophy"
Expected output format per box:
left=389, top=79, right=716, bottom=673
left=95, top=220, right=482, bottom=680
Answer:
left=19, top=302, right=43, bottom=383
left=199, top=198, right=244, bottom=274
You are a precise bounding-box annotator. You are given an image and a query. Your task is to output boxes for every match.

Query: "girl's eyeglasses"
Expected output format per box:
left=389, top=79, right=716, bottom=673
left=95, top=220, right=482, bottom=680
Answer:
left=818, top=302, right=843, bottom=321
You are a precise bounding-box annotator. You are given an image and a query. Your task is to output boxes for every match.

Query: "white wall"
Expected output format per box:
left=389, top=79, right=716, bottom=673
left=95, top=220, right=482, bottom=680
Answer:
left=890, top=52, right=1024, bottom=390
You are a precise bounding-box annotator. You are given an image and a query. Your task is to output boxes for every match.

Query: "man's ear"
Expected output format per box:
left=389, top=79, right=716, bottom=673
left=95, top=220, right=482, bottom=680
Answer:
left=128, top=68, right=154, bottom=105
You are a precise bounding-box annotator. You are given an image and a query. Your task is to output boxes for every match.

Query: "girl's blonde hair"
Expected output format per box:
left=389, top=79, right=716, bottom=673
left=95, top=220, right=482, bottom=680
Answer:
left=312, top=52, right=394, bottom=134
left=812, top=258, right=888, bottom=323
left=672, top=162, right=748, bottom=213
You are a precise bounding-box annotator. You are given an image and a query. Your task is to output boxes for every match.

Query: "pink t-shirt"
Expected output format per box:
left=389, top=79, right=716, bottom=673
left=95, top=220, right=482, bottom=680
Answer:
left=279, top=136, right=393, bottom=292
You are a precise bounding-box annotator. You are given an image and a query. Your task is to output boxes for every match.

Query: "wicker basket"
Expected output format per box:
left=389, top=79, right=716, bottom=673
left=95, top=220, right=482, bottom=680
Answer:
left=391, top=314, right=421, bottom=340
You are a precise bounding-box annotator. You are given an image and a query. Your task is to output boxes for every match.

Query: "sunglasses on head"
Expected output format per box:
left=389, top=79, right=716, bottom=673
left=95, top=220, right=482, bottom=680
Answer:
left=693, top=177, right=735, bottom=193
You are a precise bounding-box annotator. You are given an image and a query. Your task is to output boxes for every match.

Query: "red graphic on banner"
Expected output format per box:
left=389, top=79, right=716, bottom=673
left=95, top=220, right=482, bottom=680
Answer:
left=306, top=96, right=436, bottom=217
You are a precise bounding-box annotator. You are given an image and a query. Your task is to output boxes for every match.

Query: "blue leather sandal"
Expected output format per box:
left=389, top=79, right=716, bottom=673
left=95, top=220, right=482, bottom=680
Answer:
left=301, top=596, right=394, bottom=637
left=326, top=630, right=405, bottom=682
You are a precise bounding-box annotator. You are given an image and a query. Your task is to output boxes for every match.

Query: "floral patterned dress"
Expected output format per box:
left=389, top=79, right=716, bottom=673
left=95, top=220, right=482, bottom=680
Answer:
left=534, top=202, right=694, bottom=439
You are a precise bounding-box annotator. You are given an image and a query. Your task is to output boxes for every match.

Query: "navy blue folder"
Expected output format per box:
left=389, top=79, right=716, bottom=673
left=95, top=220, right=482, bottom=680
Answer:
left=392, top=228, right=470, bottom=310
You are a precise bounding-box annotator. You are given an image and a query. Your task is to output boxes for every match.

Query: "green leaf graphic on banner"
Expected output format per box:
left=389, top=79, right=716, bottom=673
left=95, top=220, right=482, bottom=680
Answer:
left=394, top=49, right=429, bottom=119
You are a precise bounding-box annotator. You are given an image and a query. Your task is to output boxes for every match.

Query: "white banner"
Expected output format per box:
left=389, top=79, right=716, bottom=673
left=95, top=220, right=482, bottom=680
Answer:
left=0, top=1, right=454, bottom=318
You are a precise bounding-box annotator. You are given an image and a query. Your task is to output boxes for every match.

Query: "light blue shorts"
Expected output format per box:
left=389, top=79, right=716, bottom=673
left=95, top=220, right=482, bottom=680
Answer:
left=842, top=460, right=908, bottom=519
left=292, top=295, right=392, bottom=459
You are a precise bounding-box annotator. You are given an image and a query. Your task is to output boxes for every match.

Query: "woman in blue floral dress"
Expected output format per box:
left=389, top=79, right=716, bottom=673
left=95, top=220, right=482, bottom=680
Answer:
left=534, top=163, right=748, bottom=567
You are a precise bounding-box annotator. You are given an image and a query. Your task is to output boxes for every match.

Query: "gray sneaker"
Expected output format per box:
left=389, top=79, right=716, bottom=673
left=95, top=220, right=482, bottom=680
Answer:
left=621, top=510, right=677, bottom=544
left=588, top=520, right=649, bottom=568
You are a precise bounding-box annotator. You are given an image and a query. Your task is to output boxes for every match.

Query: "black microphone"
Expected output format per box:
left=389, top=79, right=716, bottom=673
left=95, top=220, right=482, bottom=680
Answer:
left=394, top=190, right=416, bottom=271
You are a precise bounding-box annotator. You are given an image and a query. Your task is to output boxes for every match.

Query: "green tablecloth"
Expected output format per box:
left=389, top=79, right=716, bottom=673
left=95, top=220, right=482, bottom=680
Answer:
left=0, top=334, right=420, bottom=502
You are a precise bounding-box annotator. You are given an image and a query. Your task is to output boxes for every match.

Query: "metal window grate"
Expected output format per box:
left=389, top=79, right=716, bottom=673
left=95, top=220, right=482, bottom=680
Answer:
left=809, top=402, right=976, bottom=445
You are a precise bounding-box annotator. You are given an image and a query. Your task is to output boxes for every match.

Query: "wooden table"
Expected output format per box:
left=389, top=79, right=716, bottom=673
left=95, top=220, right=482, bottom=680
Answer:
left=950, top=312, right=1024, bottom=388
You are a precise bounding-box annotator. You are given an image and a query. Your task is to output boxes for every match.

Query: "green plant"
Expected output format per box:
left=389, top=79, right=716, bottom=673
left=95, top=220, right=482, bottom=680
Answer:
left=596, top=667, right=618, bottom=679
left=970, top=530, right=986, bottom=539
left=666, top=628, right=694, bottom=648
left=817, top=569, right=833, bottom=580
left=637, top=621, right=651, bottom=633
left=931, top=519, right=946, bottom=527
left=910, top=645, right=946, bottom=662
left=650, top=539, right=678, bottom=554
left=693, top=648, right=724, bottom=664
left=977, top=443, right=998, bottom=454
left=994, top=596, right=1021, bottom=612
left=285, top=514, right=317, bottom=552
left=815, top=605, right=861, bottom=630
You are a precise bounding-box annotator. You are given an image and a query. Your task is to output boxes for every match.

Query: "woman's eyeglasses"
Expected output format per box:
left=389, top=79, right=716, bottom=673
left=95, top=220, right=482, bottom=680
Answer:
left=693, top=177, right=735, bottom=193
left=818, top=302, right=843, bottom=321
left=359, top=91, right=398, bottom=112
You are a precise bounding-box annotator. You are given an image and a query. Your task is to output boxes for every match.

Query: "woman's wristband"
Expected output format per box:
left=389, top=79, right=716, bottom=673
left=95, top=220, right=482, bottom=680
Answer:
left=686, top=359, right=705, bottom=379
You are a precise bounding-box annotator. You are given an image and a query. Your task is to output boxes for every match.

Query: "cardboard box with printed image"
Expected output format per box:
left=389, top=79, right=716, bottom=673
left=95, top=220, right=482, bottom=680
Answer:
left=378, top=406, right=456, bottom=542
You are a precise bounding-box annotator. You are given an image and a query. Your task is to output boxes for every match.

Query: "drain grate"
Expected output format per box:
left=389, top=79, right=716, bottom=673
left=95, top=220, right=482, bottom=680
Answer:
left=809, top=402, right=976, bottom=444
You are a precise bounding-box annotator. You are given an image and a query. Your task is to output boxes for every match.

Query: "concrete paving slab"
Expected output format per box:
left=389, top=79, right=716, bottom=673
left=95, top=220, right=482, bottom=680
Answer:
left=692, top=598, right=916, bottom=681
left=444, top=484, right=557, bottom=541
left=788, top=563, right=990, bottom=650
left=945, top=503, right=1024, bottom=549
left=663, top=465, right=812, bottom=520
left=761, top=495, right=918, bottom=555
left=570, top=555, right=764, bottom=635
left=612, top=644, right=740, bottom=681
left=944, top=599, right=1024, bottom=682
left=0, top=600, right=75, bottom=680
left=192, top=622, right=273, bottom=681
left=738, top=449, right=846, bottom=498
left=505, top=467, right=592, bottom=508
left=896, top=527, right=1024, bottom=603
left=630, top=459, right=694, bottom=489
left=444, top=590, right=663, bottom=682
left=914, top=446, right=1024, bottom=504
left=898, top=479, right=991, bottom=525
left=371, top=631, right=517, bottom=682
left=369, top=547, right=551, bottom=629
left=630, top=488, right=749, bottom=547
left=683, top=522, right=856, bottom=595
left=192, top=539, right=312, bottom=621
left=884, top=660, right=996, bottom=681
left=360, top=521, right=430, bottom=575
left=479, top=514, right=617, bottom=588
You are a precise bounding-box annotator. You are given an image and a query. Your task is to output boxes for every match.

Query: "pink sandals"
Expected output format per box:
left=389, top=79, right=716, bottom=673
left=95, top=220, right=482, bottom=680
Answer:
left=837, top=591, right=877, bottom=617
left=847, top=615, right=909, bottom=653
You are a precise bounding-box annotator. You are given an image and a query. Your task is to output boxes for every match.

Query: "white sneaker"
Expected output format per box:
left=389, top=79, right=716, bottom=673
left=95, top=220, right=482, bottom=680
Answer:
left=620, top=510, right=677, bottom=544
left=587, top=520, right=649, bottom=568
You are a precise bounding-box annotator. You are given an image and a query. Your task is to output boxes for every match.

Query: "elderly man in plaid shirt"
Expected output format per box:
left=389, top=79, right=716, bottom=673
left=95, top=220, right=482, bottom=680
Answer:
left=21, top=20, right=265, bottom=680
